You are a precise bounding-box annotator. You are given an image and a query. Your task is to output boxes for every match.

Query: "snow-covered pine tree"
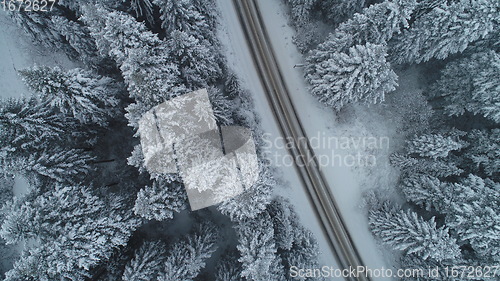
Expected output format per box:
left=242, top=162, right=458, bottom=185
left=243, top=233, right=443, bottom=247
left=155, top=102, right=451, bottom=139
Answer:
left=156, top=223, right=219, bottom=281
left=265, top=197, right=323, bottom=280
left=214, top=251, right=243, bottom=281
left=3, top=244, right=87, bottom=281
left=267, top=197, right=298, bottom=251
left=82, top=5, right=186, bottom=128
left=2, top=147, right=94, bottom=186
left=389, top=0, right=499, bottom=64
left=133, top=176, right=188, bottom=221
left=369, top=203, right=460, bottom=261
left=286, top=0, right=317, bottom=26
left=6, top=5, right=107, bottom=65
left=429, top=51, right=500, bottom=123
left=390, top=153, right=463, bottom=178
left=207, top=86, right=234, bottom=126
left=50, top=16, right=110, bottom=69
left=401, top=174, right=456, bottom=213
left=281, top=226, right=323, bottom=281
left=306, top=43, right=397, bottom=110
left=306, top=0, right=417, bottom=64
left=153, top=0, right=211, bottom=40
left=224, top=71, right=242, bottom=99
left=166, top=30, right=222, bottom=88
left=0, top=98, right=66, bottom=151
left=130, top=0, right=155, bottom=25
left=446, top=175, right=500, bottom=262
left=19, top=66, right=121, bottom=126
left=0, top=195, right=38, bottom=245
left=1, top=185, right=141, bottom=280
left=235, top=212, right=286, bottom=281
left=320, top=0, right=365, bottom=26
left=217, top=162, right=274, bottom=221
left=6, top=9, right=75, bottom=57
left=406, top=134, right=466, bottom=159
left=461, top=129, right=499, bottom=178
left=122, top=241, right=167, bottom=281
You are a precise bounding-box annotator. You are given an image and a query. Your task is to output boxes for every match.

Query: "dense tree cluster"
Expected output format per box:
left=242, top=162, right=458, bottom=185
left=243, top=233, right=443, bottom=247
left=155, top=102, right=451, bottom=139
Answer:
left=284, top=0, right=500, bottom=277
left=0, top=0, right=324, bottom=279
left=383, top=127, right=500, bottom=268
left=304, top=0, right=416, bottom=110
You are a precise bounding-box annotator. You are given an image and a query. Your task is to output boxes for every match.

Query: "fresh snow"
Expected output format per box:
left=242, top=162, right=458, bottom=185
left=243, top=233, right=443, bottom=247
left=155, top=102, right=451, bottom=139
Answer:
left=217, top=0, right=399, bottom=278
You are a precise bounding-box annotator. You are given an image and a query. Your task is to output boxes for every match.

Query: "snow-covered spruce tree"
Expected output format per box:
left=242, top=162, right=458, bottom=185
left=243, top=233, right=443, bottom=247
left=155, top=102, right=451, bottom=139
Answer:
left=306, top=0, right=417, bottom=63
left=217, top=162, right=274, bottom=221
left=320, top=0, right=365, bottom=26
left=153, top=0, right=211, bottom=39
left=281, top=226, right=323, bottom=281
left=19, top=66, right=120, bottom=126
left=133, top=176, right=188, bottom=221
left=130, top=0, right=155, bottom=25
left=207, top=86, right=234, bottom=126
left=1, top=147, right=94, bottom=186
left=429, top=51, right=500, bottom=123
left=50, top=16, right=109, bottom=68
left=369, top=204, right=460, bottom=262
left=156, top=223, right=219, bottom=281
left=406, top=134, right=466, bottom=159
left=446, top=175, right=500, bottom=262
left=82, top=5, right=186, bottom=128
left=214, top=251, right=243, bottom=281
left=6, top=9, right=74, bottom=56
left=1, top=185, right=141, bottom=280
left=389, top=0, right=499, bottom=64
left=306, top=43, right=397, bottom=110
left=401, top=174, right=456, bottom=213
left=461, top=129, right=499, bottom=178
left=122, top=241, right=167, bottom=281
left=390, top=153, right=464, bottom=178
left=235, top=212, right=286, bottom=281
left=6, top=5, right=107, bottom=66
left=286, top=0, right=318, bottom=27
left=268, top=198, right=322, bottom=281
left=166, top=30, right=222, bottom=88
left=267, top=197, right=298, bottom=251
left=0, top=98, right=66, bottom=151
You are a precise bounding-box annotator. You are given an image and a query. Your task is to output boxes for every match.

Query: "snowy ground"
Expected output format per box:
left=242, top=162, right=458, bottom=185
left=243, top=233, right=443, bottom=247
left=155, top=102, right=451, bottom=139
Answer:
left=217, top=0, right=410, bottom=278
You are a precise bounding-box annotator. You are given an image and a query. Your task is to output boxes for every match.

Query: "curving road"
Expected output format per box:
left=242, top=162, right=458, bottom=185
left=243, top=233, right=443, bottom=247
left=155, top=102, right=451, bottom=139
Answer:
left=232, top=1, right=371, bottom=280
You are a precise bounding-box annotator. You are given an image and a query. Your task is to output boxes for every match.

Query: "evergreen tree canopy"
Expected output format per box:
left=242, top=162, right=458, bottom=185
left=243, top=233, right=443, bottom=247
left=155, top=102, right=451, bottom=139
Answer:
left=306, top=43, right=397, bottom=110
left=19, top=66, right=120, bottom=126
left=133, top=176, right=188, bottom=221
left=369, top=204, right=460, bottom=261
left=430, top=51, right=500, bottom=123
left=389, top=0, right=499, bottom=64
left=1, top=186, right=140, bottom=280
left=406, top=133, right=466, bottom=159
left=0, top=98, right=66, bottom=151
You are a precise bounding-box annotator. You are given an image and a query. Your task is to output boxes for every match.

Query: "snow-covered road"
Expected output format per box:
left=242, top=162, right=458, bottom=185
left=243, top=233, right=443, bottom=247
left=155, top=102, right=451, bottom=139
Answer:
left=217, top=0, right=393, bottom=278
left=216, top=0, right=341, bottom=272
